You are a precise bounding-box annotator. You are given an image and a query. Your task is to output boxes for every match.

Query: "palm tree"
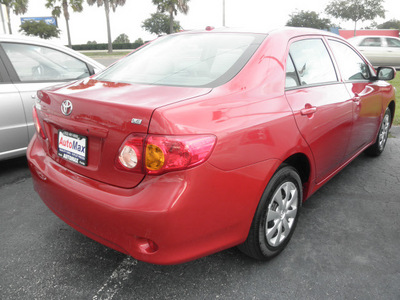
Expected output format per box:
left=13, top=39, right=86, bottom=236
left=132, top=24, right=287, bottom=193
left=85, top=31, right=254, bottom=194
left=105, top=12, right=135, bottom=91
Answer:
left=46, top=0, right=83, bottom=47
left=87, top=0, right=126, bottom=54
left=152, top=0, right=190, bottom=34
left=0, top=0, right=29, bottom=34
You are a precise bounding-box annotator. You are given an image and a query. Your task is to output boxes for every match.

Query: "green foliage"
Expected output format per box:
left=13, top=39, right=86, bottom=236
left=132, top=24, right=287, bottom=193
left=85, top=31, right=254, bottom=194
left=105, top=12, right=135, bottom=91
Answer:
left=72, top=40, right=144, bottom=51
left=86, top=0, right=127, bottom=53
left=19, top=20, right=60, bottom=39
left=152, top=0, right=190, bottom=16
left=151, top=0, right=190, bottom=34
left=142, top=12, right=180, bottom=35
left=325, top=0, right=385, bottom=33
left=0, top=0, right=28, bottom=14
left=286, top=10, right=332, bottom=30
left=0, top=0, right=29, bottom=34
left=389, top=73, right=400, bottom=125
left=87, top=40, right=97, bottom=44
left=134, top=38, right=144, bottom=45
left=45, top=0, right=84, bottom=18
left=376, top=19, right=400, bottom=30
left=113, top=33, right=130, bottom=44
left=87, top=0, right=126, bottom=12
left=46, top=0, right=84, bottom=47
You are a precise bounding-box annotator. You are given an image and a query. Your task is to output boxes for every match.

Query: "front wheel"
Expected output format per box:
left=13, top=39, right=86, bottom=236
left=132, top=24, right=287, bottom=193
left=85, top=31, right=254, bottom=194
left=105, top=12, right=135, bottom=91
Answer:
left=238, top=165, right=302, bottom=260
left=365, top=108, right=391, bottom=157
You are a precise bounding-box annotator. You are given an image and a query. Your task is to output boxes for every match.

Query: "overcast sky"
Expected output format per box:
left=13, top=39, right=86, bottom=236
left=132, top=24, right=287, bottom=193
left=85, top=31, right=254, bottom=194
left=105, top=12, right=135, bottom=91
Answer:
left=1, top=0, right=399, bottom=45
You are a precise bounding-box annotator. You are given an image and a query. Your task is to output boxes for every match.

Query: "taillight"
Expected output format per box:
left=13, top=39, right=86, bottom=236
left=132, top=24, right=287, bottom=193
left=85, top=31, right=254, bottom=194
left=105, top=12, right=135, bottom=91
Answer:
left=116, top=134, right=216, bottom=175
left=32, top=106, right=46, bottom=139
left=117, top=135, right=145, bottom=173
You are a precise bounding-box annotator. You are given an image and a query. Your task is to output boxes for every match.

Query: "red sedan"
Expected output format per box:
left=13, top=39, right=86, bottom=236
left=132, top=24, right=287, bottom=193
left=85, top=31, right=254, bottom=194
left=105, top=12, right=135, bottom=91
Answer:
left=27, top=27, right=396, bottom=265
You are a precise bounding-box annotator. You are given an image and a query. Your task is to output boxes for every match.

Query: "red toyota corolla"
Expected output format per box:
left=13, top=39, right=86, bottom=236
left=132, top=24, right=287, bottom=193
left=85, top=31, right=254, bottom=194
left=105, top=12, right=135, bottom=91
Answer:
left=27, top=27, right=396, bottom=265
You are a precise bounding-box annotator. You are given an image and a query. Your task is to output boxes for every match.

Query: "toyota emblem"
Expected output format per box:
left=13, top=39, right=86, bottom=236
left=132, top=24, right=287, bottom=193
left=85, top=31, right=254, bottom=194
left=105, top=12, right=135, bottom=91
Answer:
left=61, top=100, right=73, bottom=116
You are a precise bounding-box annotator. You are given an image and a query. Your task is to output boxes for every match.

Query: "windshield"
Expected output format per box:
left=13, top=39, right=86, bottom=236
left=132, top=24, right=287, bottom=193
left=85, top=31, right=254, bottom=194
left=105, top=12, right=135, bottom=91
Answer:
left=96, top=32, right=266, bottom=88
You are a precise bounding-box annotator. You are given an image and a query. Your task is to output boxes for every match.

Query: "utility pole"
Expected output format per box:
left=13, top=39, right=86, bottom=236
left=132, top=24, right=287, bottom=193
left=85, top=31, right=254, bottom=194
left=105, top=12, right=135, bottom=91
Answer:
left=222, top=0, right=225, bottom=26
left=0, top=4, right=7, bottom=34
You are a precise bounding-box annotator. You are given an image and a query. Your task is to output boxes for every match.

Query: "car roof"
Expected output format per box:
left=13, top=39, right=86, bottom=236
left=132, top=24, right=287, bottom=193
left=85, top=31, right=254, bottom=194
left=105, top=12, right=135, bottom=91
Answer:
left=173, top=26, right=344, bottom=41
left=0, top=34, right=105, bottom=70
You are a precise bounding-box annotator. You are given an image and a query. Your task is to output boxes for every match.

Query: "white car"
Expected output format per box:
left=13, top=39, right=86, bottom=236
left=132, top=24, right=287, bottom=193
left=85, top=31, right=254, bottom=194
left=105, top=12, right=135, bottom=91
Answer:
left=0, top=35, right=105, bottom=160
left=348, top=35, right=400, bottom=69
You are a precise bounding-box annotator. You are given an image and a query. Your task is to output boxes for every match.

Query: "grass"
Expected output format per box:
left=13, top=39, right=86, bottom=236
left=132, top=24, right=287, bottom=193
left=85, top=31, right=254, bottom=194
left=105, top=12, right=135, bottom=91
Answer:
left=389, top=72, right=400, bottom=125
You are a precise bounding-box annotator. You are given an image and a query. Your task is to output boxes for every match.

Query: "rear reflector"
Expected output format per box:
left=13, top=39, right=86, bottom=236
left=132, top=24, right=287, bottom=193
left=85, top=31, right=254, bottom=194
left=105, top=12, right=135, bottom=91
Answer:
left=32, top=106, right=46, bottom=139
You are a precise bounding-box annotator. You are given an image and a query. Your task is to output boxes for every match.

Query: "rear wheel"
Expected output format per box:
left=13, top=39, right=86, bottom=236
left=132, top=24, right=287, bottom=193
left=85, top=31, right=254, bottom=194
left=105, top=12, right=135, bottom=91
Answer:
left=365, top=108, right=391, bottom=156
left=238, top=165, right=302, bottom=260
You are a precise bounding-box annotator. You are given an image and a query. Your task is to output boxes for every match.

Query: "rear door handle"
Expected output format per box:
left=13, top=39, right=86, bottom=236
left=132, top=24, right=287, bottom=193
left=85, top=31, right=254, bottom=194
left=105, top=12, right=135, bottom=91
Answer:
left=300, top=106, right=317, bottom=116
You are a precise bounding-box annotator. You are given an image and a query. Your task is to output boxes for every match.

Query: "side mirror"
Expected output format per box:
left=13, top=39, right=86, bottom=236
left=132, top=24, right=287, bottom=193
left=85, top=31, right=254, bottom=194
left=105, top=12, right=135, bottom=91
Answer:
left=376, top=67, right=396, bottom=81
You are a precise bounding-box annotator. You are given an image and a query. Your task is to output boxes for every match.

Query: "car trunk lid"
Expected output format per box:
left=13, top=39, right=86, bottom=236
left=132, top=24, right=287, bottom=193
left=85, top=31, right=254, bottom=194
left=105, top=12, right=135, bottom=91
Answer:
left=37, top=79, right=211, bottom=188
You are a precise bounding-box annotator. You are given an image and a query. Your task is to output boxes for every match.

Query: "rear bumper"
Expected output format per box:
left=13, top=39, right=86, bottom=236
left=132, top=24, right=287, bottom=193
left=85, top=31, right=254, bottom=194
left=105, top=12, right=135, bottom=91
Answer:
left=27, top=135, right=279, bottom=264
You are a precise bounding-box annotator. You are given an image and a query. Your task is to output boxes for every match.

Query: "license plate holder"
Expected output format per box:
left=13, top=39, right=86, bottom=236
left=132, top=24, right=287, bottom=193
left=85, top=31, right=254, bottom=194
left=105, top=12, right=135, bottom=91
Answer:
left=57, top=130, right=88, bottom=166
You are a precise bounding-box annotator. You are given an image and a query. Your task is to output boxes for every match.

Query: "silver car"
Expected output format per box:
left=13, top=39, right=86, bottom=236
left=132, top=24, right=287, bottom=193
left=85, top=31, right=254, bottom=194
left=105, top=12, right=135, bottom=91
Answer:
left=0, top=35, right=105, bottom=160
left=348, top=35, right=400, bottom=69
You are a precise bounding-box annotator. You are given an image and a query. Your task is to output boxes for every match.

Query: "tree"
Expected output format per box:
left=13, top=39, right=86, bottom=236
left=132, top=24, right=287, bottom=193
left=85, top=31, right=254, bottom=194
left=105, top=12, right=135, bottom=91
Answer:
left=19, top=20, right=60, bottom=39
left=325, top=0, right=385, bottom=36
left=376, top=19, right=400, bottom=30
left=142, top=12, right=180, bottom=35
left=0, top=0, right=28, bottom=34
left=87, top=0, right=126, bottom=54
left=113, top=33, right=130, bottom=44
left=45, top=0, right=83, bottom=48
left=151, top=0, right=189, bottom=34
left=286, top=10, right=332, bottom=30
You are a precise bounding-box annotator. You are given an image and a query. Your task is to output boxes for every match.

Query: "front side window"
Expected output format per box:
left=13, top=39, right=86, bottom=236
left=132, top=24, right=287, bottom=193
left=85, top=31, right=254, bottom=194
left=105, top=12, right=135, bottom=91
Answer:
left=96, top=33, right=266, bottom=88
left=329, top=40, right=370, bottom=81
left=2, top=43, right=90, bottom=82
left=289, top=39, right=337, bottom=86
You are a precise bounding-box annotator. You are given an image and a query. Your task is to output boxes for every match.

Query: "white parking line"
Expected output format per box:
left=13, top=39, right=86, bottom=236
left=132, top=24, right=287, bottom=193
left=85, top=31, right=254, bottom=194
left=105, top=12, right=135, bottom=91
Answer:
left=93, top=256, right=138, bottom=300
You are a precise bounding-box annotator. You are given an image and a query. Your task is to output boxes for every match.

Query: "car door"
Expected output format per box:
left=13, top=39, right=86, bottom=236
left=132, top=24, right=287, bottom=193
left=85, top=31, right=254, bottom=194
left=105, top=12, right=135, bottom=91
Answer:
left=0, top=42, right=94, bottom=147
left=384, top=37, right=400, bottom=67
left=328, top=39, right=383, bottom=158
left=285, top=37, right=353, bottom=183
left=0, top=58, right=30, bottom=159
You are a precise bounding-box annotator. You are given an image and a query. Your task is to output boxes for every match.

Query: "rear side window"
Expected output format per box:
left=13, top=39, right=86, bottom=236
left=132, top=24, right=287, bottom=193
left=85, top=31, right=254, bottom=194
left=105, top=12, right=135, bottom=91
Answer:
left=386, top=38, right=400, bottom=47
left=288, top=39, right=337, bottom=86
left=2, top=43, right=90, bottom=82
left=285, top=55, right=299, bottom=88
left=329, top=40, right=370, bottom=81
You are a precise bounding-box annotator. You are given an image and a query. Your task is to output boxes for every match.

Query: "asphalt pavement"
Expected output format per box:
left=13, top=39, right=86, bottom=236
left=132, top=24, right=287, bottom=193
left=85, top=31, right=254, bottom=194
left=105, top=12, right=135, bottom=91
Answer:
left=1, top=127, right=400, bottom=299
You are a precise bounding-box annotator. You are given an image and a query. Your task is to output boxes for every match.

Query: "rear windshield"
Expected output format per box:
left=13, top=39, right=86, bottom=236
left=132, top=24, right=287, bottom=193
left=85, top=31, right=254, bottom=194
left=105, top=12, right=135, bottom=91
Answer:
left=95, top=32, right=266, bottom=88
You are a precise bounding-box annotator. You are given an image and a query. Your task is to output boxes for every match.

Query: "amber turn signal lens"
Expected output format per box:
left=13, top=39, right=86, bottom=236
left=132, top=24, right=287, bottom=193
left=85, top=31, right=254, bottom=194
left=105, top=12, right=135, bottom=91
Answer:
left=145, top=144, right=165, bottom=170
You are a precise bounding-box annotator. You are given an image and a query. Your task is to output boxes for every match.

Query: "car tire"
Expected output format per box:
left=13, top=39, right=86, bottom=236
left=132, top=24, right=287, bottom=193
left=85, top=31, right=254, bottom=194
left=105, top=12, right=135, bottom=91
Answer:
left=238, top=165, right=302, bottom=260
left=365, top=108, right=391, bottom=157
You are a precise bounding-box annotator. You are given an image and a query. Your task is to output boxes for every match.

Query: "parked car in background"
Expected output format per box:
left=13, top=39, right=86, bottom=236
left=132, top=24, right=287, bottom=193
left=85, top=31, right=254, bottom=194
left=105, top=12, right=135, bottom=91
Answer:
left=0, top=35, right=105, bottom=160
left=28, top=27, right=396, bottom=265
left=348, top=35, right=400, bottom=69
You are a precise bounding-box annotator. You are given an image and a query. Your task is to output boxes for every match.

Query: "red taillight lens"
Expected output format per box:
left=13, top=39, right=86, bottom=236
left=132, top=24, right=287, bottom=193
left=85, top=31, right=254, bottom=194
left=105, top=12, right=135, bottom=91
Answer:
left=32, top=106, right=46, bottom=139
left=37, top=90, right=51, bottom=104
left=116, top=134, right=216, bottom=175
